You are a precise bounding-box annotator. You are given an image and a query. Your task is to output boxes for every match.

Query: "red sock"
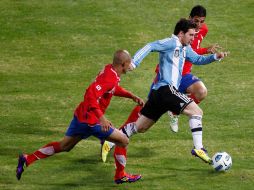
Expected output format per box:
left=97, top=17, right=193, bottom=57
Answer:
left=25, top=142, right=61, bottom=166
left=119, top=105, right=142, bottom=130
left=188, top=93, right=201, bottom=104
left=114, top=146, right=127, bottom=179
left=114, top=105, right=141, bottom=179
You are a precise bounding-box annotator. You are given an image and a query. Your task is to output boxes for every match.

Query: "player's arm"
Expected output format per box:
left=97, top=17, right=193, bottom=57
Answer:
left=114, top=85, right=144, bottom=106
left=86, top=81, right=114, bottom=131
left=131, top=38, right=174, bottom=69
left=194, top=43, right=222, bottom=55
left=99, top=115, right=113, bottom=132
left=186, top=46, right=227, bottom=65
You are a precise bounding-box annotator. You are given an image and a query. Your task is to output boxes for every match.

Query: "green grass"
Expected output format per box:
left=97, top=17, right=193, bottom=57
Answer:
left=1, top=0, right=254, bottom=189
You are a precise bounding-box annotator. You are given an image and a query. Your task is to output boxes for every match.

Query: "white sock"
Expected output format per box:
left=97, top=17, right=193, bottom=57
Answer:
left=106, top=123, right=137, bottom=149
left=121, top=122, right=138, bottom=138
left=189, top=115, right=203, bottom=150
left=108, top=141, right=115, bottom=149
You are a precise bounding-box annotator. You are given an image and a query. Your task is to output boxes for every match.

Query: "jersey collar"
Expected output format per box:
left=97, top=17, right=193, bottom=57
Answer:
left=171, top=34, right=183, bottom=47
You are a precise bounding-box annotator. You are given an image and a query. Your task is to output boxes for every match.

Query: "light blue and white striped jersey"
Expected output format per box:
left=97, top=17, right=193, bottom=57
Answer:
left=132, top=34, right=217, bottom=90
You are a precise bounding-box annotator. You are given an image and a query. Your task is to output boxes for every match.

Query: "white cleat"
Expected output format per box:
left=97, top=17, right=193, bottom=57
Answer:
left=168, top=111, right=179, bottom=133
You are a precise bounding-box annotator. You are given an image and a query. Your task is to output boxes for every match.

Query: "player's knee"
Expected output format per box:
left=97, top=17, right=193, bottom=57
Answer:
left=118, top=136, right=129, bottom=147
left=199, top=89, right=207, bottom=100
left=191, top=106, right=203, bottom=116
left=123, top=138, right=129, bottom=147
left=137, top=126, right=148, bottom=133
left=196, top=87, right=207, bottom=101
left=196, top=107, right=203, bottom=116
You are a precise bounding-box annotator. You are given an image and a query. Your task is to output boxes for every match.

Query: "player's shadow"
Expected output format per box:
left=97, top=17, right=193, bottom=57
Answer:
left=27, top=153, right=120, bottom=189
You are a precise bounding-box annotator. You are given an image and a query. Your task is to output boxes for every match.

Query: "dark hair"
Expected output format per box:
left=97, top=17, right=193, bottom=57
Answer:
left=190, top=5, right=206, bottom=17
left=173, top=18, right=197, bottom=35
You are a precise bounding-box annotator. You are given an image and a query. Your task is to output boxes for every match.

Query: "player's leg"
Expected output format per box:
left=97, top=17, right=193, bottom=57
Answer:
left=93, top=123, right=141, bottom=184
left=16, top=116, right=86, bottom=180
left=161, top=85, right=211, bottom=163
left=113, top=116, right=154, bottom=184
left=182, top=102, right=211, bottom=164
left=107, top=129, right=140, bottom=183
left=101, top=105, right=142, bottom=162
left=114, top=89, right=164, bottom=184
left=186, top=80, right=207, bottom=104
left=168, top=74, right=205, bottom=133
left=16, top=136, right=82, bottom=180
left=167, top=74, right=196, bottom=133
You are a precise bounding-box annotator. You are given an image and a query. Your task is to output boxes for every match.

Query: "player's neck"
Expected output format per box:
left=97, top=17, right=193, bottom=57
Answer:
left=112, top=64, right=122, bottom=77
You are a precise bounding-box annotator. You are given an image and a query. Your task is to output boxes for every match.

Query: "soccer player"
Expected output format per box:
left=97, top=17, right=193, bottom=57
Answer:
left=112, top=18, right=228, bottom=183
left=169, top=5, right=221, bottom=132
left=16, top=50, right=144, bottom=183
left=101, top=5, right=221, bottom=162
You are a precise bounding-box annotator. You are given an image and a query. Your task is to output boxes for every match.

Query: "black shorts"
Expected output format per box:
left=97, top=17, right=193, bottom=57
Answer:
left=141, top=85, right=193, bottom=122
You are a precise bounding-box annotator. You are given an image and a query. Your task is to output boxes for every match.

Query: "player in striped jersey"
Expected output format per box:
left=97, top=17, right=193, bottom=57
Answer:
left=112, top=18, right=228, bottom=183
left=101, top=5, right=222, bottom=163
left=169, top=5, right=221, bottom=133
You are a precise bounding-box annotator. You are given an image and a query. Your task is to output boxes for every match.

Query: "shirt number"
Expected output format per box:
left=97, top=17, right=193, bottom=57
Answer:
left=96, top=85, right=102, bottom=91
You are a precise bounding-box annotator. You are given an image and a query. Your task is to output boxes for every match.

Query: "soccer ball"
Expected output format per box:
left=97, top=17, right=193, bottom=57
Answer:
left=211, top=152, right=232, bottom=172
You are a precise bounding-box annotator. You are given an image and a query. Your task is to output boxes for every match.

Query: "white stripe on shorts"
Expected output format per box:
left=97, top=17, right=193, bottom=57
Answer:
left=169, top=85, right=190, bottom=103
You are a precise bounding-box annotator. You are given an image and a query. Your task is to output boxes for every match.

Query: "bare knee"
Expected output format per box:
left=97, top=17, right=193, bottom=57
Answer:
left=196, top=88, right=207, bottom=101
left=194, top=106, right=203, bottom=116
left=183, top=102, right=203, bottom=117
left=191, top=104, right=203, bottom=115
left=117, top=136, right=129, bottom=147
left=122, top=136, right=129, bottom=147
left=137, top=126, right=148, bottom=133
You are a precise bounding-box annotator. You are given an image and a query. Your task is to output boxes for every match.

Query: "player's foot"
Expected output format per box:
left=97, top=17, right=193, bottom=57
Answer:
left=191, top=148, right=212, bottom=164
left=168, top=111, right=179, bottom=133
left=101, top=140, right=111, bottom=163
left=115, top=173, right=141, bottom=184
left=16, top=154, right=27, bottom=180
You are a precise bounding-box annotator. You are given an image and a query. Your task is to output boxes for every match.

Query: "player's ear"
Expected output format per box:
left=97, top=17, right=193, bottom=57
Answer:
left=179, top=31, right=184, bottom=37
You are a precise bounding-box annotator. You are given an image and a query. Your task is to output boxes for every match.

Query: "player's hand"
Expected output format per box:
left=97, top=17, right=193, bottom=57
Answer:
left=132, top=95, right=145, bottom=106
left=207, top=44, right=222, bottom=54
left=99, top=115, right=113, bottom=132
left=216, top=51, right=230, bottom=60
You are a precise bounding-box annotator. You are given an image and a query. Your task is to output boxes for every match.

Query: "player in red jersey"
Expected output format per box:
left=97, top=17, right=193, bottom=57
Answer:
left=16, top=50, right=144, bottom=183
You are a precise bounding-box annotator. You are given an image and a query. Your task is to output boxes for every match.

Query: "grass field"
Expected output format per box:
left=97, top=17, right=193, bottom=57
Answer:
left=0, top=0, right=254, bottom=189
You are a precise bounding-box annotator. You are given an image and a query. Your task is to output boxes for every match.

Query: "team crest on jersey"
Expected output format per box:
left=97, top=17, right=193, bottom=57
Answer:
left=174, top=49, right=179, bottom=57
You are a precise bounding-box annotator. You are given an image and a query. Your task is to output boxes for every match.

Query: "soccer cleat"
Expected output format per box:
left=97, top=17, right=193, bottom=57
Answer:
left=191, top=148, right=212, bottom=164
left=168, top=111, right=179, bottom=133
left=115, top=173, right=141, bottom=184
left=101, top=140, right=111, bottom=163
left=16, top=154, right=27, bottom=180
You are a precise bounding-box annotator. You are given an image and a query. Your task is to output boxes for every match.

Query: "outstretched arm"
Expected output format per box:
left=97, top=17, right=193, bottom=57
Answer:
left=114, top=85, right=144, bottom=106
left=131, top=37, right=174, bottom=69
left=186, top=45, right=228, bottom=65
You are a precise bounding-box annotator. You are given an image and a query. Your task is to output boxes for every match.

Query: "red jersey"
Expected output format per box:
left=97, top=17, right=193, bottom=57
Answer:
left=74, top=64, right=133, bottom=125
left=182, top=23, right=208, bottom=75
